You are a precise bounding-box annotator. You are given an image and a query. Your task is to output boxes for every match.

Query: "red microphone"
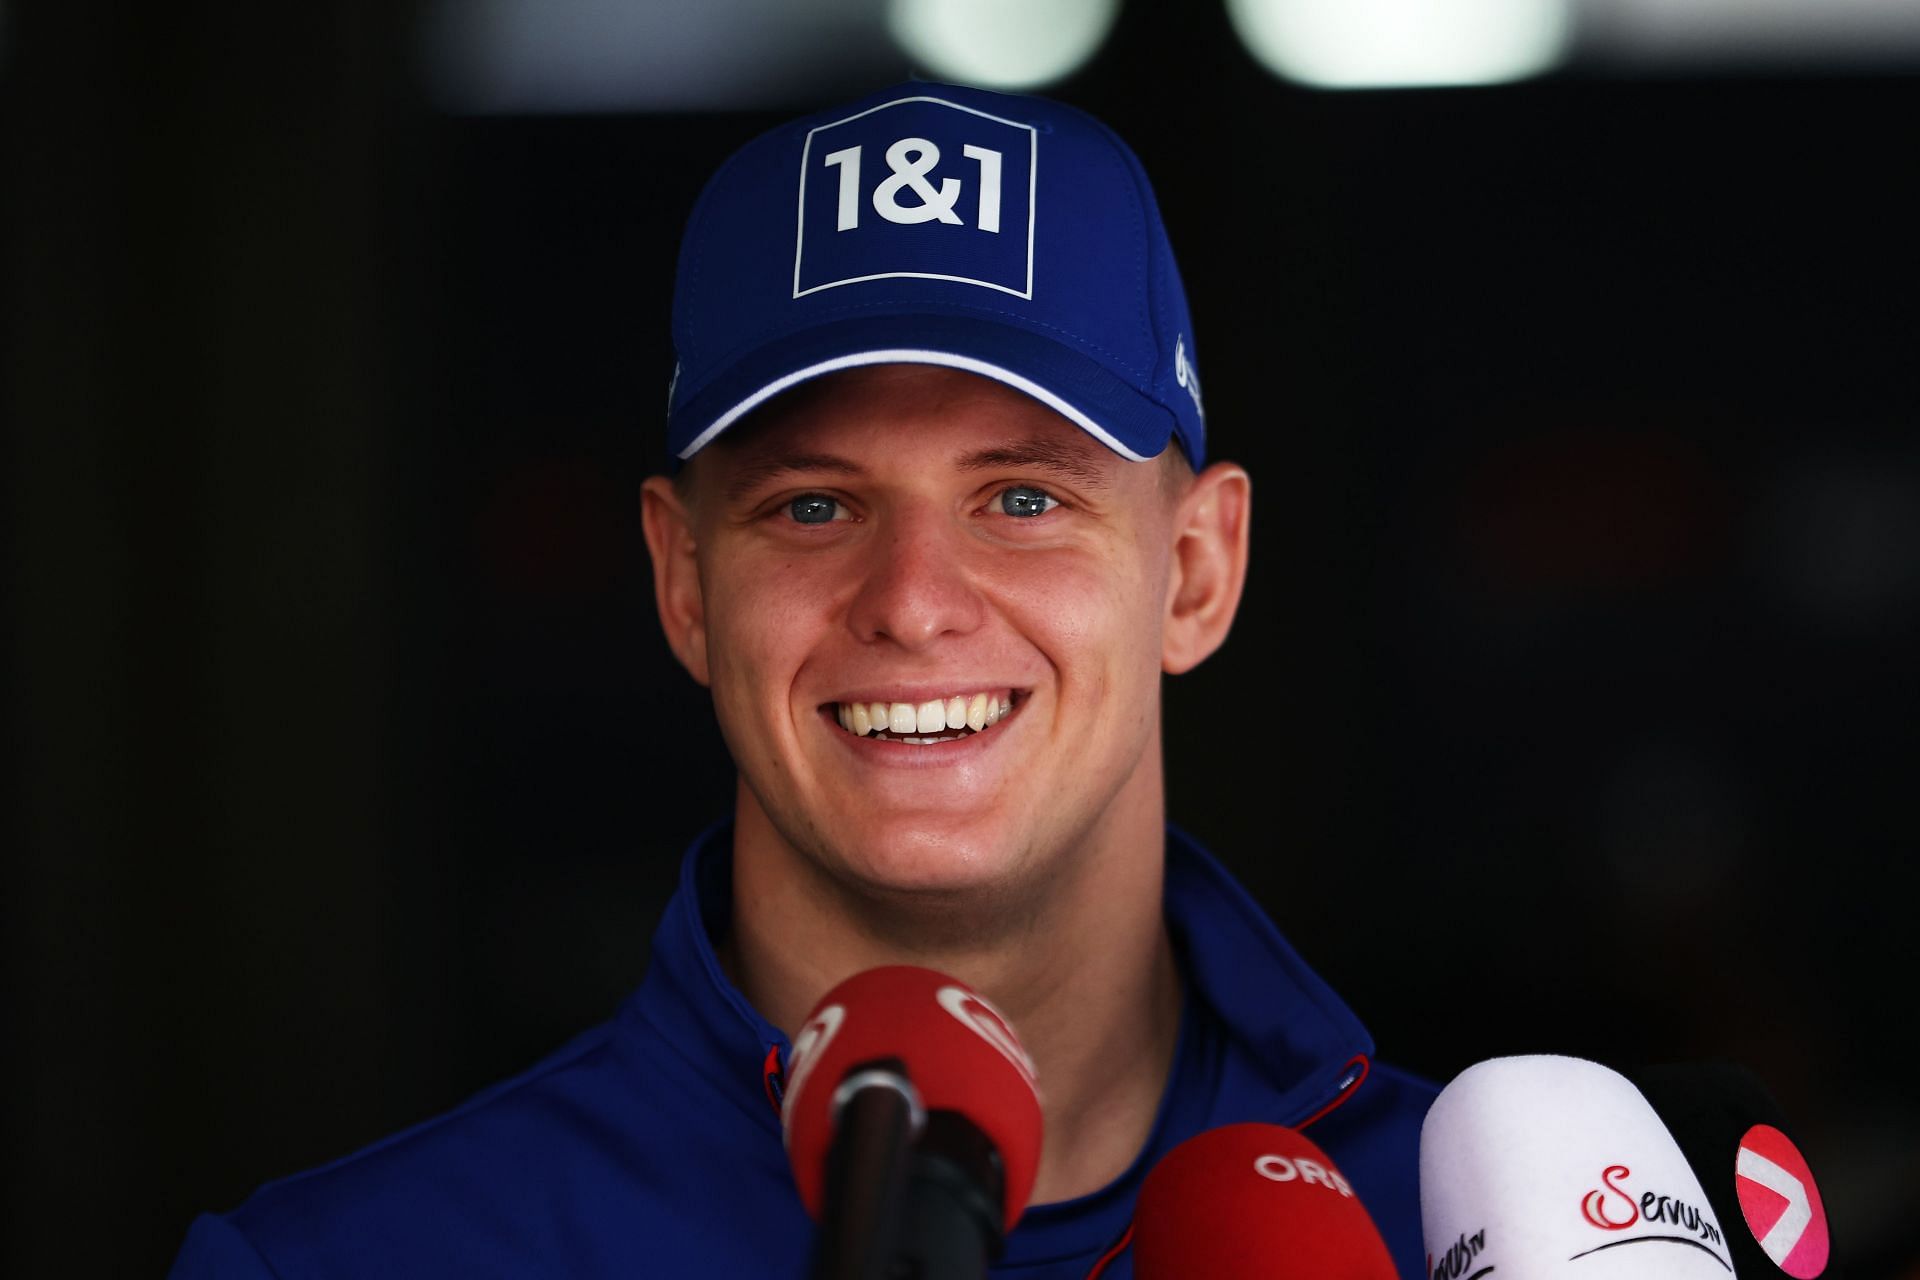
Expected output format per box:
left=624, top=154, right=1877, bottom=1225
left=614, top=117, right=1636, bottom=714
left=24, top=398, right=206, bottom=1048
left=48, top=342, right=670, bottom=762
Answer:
left=1132, top=1123, right=1398, bottom=1279
left=782, top=966, right=1044, bottom=1279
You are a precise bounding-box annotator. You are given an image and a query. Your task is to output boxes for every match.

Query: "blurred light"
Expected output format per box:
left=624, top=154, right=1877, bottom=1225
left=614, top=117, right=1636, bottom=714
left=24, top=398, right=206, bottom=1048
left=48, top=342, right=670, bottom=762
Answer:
left=1598, top=743, right=1746, bottom=902
left=1766, top=456, right=1920, bottom=633
left=425, top=0, right=901, bottom=114
left=1456, top=430, right=1728, bottom=594
left=1226, top=0, right=1572, bottom=88
left=886, top=0, right=1121, bottom=90
left=1581, top=0, right=1920, bottom=69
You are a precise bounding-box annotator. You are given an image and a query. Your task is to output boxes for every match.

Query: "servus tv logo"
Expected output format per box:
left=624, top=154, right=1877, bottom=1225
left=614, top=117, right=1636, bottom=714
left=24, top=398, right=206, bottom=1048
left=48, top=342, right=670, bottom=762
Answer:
left=1428, top=1227, right=1492, bottom=1280
left=1575, top=1164, right=1732, bottom=1270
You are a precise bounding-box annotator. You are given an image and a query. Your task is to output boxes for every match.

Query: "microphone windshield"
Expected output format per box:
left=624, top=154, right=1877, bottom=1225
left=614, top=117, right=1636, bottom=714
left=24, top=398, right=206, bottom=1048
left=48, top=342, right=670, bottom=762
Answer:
left=1131, top=1122, right=1398, bottom=1278
left=780, top=965, right=1043, bottom=1230
left=1629, top=1062, right=1833, bottom=1278
left=1420, top=1055, right=1738, bottom=1278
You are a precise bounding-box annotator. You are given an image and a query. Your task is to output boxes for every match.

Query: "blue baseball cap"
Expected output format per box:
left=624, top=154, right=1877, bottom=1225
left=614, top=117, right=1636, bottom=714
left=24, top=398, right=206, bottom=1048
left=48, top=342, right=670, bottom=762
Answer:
left=666, top=80, right=1206, bottom=468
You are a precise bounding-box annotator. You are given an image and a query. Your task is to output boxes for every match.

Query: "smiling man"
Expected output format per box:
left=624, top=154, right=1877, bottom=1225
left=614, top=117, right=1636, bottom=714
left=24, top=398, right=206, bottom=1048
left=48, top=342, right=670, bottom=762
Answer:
left=646, top=363, right=1222, bottom=1208
left=171, top=81, right=1436, bottom=1279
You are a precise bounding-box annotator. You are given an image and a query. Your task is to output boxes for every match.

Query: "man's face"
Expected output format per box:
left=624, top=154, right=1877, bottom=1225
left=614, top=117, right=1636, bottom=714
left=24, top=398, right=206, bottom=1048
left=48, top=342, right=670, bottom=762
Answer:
left=668, top=365, right=1185, bottom=902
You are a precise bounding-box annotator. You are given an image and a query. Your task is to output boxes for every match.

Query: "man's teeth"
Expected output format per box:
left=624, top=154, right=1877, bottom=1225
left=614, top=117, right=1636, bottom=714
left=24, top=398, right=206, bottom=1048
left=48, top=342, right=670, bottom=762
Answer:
left=834, top=691, right=1014, bottom=739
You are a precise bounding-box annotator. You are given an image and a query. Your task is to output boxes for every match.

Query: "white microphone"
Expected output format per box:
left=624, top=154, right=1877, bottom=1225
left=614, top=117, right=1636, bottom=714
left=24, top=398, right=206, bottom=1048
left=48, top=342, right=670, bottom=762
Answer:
left=1420, top=1055, right=1739, bottom=1278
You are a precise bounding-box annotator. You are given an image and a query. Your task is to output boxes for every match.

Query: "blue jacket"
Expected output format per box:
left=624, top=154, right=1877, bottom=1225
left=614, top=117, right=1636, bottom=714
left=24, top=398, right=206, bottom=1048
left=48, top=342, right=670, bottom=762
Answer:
left=172, top=825, right=1437, bottom=1278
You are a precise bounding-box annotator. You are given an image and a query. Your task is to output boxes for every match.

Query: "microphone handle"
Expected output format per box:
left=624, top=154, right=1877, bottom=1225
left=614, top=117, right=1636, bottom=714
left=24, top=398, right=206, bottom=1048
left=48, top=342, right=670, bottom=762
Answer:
left=809, top=1072, right=918, bottom=1280
left=890, top=1111, right=1006, bottom=1280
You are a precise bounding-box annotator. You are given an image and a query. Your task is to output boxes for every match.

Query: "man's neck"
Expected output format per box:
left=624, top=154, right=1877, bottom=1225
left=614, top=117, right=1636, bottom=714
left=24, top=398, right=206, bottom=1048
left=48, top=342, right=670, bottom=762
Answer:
left=720, top=767, right=1183, bottom=1205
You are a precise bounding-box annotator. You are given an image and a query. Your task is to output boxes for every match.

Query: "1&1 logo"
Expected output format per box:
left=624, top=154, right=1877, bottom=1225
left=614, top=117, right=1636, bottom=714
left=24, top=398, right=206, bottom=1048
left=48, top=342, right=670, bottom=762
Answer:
left=793, top=95, right=1037, bottom=300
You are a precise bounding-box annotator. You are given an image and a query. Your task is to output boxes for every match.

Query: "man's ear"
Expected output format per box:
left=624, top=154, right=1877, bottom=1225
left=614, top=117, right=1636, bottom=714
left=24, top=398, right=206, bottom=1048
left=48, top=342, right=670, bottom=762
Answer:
left=1163, top=462, right=1252, bottom=675
left=640, top=475, right=711, bottom=687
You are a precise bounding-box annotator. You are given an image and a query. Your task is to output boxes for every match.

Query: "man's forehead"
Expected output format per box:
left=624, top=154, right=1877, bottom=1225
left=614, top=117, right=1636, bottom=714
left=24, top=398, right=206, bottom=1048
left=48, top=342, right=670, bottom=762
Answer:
left=704, top=366, right=1127, bottom=496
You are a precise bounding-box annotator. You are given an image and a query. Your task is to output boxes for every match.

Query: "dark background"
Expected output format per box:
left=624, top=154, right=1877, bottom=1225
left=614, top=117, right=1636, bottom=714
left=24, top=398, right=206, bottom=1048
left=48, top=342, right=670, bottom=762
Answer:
left=5, top=1, right=1917, bottom=1275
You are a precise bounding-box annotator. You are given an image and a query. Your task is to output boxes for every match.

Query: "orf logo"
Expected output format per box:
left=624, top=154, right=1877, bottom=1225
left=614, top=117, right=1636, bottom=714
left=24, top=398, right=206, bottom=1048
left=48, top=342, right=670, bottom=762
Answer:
left=1252, top=1153, right=1354, bottom=1197
left=935, top=985, right=1038, bottom=1086
left=793, top=95, right=1037, bottom=299
left=1581, top=1165, right=1639, bottom=1230
left=779, top=1003, right=845, bottom=1141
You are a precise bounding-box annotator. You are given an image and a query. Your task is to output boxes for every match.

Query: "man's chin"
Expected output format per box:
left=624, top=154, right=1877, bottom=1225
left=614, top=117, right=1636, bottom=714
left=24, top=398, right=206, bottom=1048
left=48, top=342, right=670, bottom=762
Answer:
left=818, top=825, right=1030, bottom=902
left=810, top=828, right=1058, bottom=952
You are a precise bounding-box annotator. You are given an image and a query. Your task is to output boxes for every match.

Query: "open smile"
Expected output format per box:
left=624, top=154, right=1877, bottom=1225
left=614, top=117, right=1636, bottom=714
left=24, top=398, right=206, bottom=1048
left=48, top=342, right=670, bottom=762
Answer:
left=821, top=689, right=1024, bottom=746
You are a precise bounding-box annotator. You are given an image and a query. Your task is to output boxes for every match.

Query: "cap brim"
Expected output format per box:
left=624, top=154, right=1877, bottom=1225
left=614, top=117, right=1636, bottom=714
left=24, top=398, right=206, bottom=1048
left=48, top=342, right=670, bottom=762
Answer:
left=669, top=313, right=1180, bottom=464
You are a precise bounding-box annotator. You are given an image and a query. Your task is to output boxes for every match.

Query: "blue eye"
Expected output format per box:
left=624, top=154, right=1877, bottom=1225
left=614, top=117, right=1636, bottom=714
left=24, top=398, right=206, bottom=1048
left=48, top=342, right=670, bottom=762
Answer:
left=787, top=495, right=842, bottom=525
left=999, top=486, right=1057, bottom=518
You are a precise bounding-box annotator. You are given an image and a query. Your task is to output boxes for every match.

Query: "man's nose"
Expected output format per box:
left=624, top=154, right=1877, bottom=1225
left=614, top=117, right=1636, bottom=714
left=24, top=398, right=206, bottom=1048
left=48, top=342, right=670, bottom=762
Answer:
left=844, top=505, right=985, bottom=650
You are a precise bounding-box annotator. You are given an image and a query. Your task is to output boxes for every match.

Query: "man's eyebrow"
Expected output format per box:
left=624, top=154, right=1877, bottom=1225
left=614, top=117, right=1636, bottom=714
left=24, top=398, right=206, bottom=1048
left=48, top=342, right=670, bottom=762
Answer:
left=722, top=452, right=864, bottom=503
left=956, top=440, right=1113, bottom=490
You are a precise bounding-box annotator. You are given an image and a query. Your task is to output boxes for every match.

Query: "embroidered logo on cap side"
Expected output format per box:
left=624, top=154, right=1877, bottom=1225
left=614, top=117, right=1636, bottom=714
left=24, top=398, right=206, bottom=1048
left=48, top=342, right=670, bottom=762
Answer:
left=793, top=95, right=1038, bottom=300
left=1174, top=333, right=1203, bottom=417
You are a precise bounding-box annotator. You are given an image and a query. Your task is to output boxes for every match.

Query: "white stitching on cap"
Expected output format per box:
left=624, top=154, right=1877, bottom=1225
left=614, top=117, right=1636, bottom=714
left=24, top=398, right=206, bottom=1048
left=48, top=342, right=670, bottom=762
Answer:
left=676, top=349, right=1153, bottom=462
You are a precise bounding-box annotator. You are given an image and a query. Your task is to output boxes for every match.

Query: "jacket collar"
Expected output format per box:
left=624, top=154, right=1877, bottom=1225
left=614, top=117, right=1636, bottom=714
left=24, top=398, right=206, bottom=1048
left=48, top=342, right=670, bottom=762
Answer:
left=623, top=820, right=1374, bottom=1139
left=624, top=821, right=788, bottom=1132
left=1162, top=823, right=1373, bottom=1116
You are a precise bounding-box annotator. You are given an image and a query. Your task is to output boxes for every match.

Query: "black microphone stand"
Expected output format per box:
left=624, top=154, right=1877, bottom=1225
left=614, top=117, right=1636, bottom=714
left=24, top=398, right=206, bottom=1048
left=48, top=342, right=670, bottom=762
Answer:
left=809, top=1059, right=924, bottom=1280
left=888, top=1110, right=1007, bottom=1280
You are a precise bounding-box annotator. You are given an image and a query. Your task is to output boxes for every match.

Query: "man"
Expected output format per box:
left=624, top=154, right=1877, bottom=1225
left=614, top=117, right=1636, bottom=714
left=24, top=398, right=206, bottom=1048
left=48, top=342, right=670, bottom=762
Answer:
left=172, top=80, right=1435, bottom=1278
